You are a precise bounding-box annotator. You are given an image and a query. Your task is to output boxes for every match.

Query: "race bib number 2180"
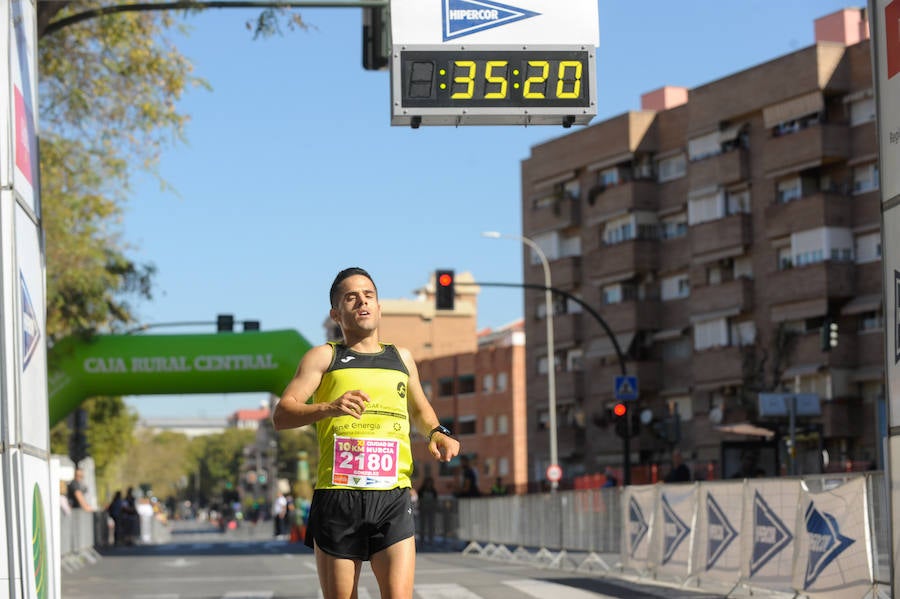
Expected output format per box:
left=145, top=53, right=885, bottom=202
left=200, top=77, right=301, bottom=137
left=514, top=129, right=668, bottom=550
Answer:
left=332, top=436, right=399, bottom=488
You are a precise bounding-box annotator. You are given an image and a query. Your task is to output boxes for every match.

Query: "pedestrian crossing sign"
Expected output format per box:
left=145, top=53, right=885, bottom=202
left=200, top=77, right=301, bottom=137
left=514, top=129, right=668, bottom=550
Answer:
left=615, top=375, right=639, bottom=401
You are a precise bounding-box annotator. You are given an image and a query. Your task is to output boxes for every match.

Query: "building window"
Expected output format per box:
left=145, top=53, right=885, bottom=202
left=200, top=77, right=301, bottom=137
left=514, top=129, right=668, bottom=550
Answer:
left=657, top=153, right=686, bottom=182
left=438, top=377, right=454, bottom=397
left=457, top=415, right=477, bottom=435
left=498, top=414, right=509, bottom=434
left=484, top=415, right=494, bottom=435
left=777, top=177, right=803, bottom=204
left=849, top=95, right=876, bottom=126
left=693, top=318, right=729, bottom=350
left=855, top=232, right=882, bottom=264
left=688, top=131, right=722, bottom=161
left=603, top=219, right=634, bottom=245
left=536, top=409, right=549, bottom=431
left=660, top=213, right=687, bottom=240
left=662, top=338, right=691, bottom=360
left=688, top=190, right=725, bottom=225
left=598, top=167, right=620, bottom=187
left=499, top=457, right=510, bottom=476
left=734, top=256, right=754, bottom=279
left=859, top=311, right=883, bottom=331
left=668, top=396, right=693, bottom=422
left=531, top=231, right=560, bottom=262
left=457, top=374, right=476, bottom=395
left=727, top=189, right=751, bottom=214
left=496, top=372, right=508, bottom=392
left=731, top=320, right=757, bottom=346
left=777, top=246, right=793, bottom=270
left=422, top=381, right=433, bottom=398
left=661, top=274, right=690, bottom=301
left=853, top=163, right=879, bottom=194
left=482, top=373, right=494, bottom=393
left=567, top=349, right=584, bottom=371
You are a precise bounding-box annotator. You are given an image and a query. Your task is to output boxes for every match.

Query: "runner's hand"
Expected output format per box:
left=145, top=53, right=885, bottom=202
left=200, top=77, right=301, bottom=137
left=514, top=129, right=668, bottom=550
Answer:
left=430, top=434, right=459, bottom=463
left=331, top=390, right=370, bottom=419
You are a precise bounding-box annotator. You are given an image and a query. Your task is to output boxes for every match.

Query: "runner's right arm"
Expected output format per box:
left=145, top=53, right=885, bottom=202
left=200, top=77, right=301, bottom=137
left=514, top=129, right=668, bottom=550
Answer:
left=272, top=344, right=372, bottom=429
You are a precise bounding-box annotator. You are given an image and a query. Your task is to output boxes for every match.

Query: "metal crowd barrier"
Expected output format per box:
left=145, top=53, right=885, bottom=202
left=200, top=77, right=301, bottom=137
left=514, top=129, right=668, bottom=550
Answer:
left=457, top=473, right=891, bottom=598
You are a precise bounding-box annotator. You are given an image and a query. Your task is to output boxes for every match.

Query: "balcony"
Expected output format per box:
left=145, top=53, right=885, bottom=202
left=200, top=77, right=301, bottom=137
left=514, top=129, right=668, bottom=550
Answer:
left=692, top=346, right=745, bottom=390
left=658, top=235, right=690, bottom=273
left=786, top=330, right=855, bottom=372
left=852, top=189, right=881, bottom=229
left=821, top=398, right=863, bottom=439
left=555, top=370, right=587, bottom=401
left=764, top=192, right=852, bottom=239
left=765, top=262, right=855, bottom=305
left=524, top=195, right=580, bottom=234
left=529, top=311, right=584, bottom=347
left=584, top=181, right=657, bottom=225
left=762, top=124, right=849, bottom=175
left=690, top=278, right=753, bottom=317
left=585, top=239, right=658, bottom=283
left=688, top=148, right=748, bottom=190
left=549, top=255, right=581, bottom=289
left=849, top=120, right=876, bottom=158
left=599, top=300, right=660, bottom=334
left=689, top=214, right=751, bottom=261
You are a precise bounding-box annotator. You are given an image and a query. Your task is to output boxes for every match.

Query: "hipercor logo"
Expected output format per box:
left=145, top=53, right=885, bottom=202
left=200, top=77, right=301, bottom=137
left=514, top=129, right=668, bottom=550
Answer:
left=442, top=0, right=539, bottom=41
left=803, top=501, right=855, bottom=588
left=628, top=496, right=649, bottom=557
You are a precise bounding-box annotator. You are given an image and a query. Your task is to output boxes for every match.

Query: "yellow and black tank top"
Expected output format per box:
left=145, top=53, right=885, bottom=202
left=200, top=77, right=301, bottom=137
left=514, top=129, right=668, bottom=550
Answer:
left=312, top=342, right=412, bottom=490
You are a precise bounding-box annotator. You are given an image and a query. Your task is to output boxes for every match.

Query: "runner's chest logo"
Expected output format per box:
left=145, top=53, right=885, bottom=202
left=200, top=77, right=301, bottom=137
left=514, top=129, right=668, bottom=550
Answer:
left=397, top=381, right=407, bottom=398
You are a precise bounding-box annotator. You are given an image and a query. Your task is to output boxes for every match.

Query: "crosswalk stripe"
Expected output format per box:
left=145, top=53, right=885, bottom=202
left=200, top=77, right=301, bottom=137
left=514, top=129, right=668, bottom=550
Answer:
left=415, top=583, right=482, bottom=598
left=503, top=579, right=618, bottom=598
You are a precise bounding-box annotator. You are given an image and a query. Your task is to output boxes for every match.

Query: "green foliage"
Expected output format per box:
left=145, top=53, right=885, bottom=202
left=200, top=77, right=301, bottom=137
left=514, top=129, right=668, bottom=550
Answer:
left=187, top=428, right=256, bottom=503
left=276, top=426, right=319, bottom=481
left=83, top=396, right=138, bottom=498
left=108, top=429, right=191, bottom=501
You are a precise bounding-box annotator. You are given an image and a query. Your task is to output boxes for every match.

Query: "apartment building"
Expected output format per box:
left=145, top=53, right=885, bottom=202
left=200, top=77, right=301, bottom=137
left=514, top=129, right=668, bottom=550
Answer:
left=324, top=273, right=529, bottom=494
left=520, top=8, right=883, bottom=482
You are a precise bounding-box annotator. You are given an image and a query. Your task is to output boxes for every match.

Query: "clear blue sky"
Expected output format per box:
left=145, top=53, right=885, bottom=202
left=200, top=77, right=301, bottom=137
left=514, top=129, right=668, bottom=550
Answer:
left=123, top=0, right=856, bottom=419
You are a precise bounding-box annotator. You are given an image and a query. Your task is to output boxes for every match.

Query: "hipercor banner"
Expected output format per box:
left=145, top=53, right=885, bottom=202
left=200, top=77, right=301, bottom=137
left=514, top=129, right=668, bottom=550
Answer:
left=691, top=481, right=744, bottom=586
left=653, top=484, right=696, bottom=580
left=391, top=0, right=599, bottom=46
left=621, top=484, right=656, bottom=574
left=791, top=477, right=873, bottom=598
left=741, top=479, right=800, bottom=593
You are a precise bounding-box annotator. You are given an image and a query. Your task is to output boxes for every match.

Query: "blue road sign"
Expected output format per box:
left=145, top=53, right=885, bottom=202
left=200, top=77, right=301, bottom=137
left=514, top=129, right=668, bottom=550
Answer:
left=614, top=375, right=639, bottom=401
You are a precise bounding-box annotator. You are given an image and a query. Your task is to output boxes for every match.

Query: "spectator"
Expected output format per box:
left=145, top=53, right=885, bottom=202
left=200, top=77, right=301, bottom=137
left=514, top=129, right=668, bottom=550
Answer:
left=272, top=492, right=288, bottom=538
left=59, top=480, right=71, bottom=516
left=457, top=455, right=480, bottom=497
left=66, top=468, right=93, bottom=511
left=490, top=477, right=508, bottom=495
left=106, top=490, right=124, bottom=545
left=602, top=466, right=618, bottom=488
left=417, top=477, right=438, bottom=544
left=664, top=449, right=691, bottom=483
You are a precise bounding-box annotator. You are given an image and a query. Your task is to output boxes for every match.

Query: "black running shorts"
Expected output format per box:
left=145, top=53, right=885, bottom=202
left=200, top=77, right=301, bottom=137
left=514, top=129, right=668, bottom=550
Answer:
left=304, top=487, right=414, bottom=561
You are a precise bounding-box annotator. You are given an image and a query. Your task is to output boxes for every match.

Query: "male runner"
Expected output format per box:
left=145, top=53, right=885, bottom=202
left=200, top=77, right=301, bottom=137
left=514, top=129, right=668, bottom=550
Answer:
left=273, top=267, right=459, bottom=599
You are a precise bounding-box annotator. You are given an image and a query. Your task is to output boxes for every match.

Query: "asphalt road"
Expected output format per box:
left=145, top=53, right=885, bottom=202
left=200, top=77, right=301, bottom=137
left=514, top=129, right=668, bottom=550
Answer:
left=61, top=520, right=723, bottom=599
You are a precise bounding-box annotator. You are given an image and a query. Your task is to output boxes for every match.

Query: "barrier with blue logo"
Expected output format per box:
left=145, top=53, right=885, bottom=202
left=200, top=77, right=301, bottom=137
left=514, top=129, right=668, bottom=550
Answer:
left=620, top=485, right=655, bottom=574
left=691, top=481, right=744, bottom=588
left=653, top=485, right=695, bottom=581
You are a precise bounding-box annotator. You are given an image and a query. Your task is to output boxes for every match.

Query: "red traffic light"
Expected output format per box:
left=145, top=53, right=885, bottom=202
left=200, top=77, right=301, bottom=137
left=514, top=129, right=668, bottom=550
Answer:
left=613, top=403, right=627, bottom=417
left=438, top=273, right=453, bottom=287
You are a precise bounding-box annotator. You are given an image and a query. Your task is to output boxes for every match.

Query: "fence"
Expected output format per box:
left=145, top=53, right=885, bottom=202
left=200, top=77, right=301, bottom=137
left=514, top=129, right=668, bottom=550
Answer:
left=458, top=472, right=891, bottom=598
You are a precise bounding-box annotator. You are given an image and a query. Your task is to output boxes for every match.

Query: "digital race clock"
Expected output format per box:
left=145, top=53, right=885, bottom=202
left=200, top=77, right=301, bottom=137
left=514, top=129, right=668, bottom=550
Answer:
left=390, top=45, right=597, bottom=127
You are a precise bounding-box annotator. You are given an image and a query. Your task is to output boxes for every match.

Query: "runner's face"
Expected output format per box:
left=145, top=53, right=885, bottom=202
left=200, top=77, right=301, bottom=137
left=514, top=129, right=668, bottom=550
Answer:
left=332, top=275, right=380, bottom=333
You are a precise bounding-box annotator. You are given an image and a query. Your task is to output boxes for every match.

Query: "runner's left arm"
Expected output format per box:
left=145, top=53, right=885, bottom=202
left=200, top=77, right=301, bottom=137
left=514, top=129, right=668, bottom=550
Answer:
left=399, top=347, right=459, bottom=463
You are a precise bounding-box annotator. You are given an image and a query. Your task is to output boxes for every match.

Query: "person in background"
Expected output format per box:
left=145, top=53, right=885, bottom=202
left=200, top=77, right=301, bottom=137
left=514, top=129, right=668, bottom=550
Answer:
left=67, top=468, right=93, bottom=511
left=457, top=455, right=480, bottom=498
left=664, top=449, right=691, bottom=483
left=417, top=477, right=439, bottom=544
left=490, top=477, right=508, bottom=495
left=602, top=466, right=618, bottom=488
left=273, top=491, right=288, bottom=539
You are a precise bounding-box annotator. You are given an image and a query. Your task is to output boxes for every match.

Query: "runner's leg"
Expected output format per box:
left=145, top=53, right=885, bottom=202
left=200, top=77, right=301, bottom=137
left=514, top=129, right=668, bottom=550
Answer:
left=315, top=543, right=362, bottom=599
left=369, top=536, right=415, bottom=599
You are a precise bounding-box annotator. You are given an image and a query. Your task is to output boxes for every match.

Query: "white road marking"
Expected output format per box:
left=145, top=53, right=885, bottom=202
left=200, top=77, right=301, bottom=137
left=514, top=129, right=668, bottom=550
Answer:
left=415, top=583, right=483, bottom=598
left=503, top=579, right=618, bottom=598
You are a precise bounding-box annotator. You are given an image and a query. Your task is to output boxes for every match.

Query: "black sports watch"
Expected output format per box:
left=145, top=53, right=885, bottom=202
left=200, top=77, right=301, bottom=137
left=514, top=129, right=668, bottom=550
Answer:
left=427, top=424, right=452, bottom=442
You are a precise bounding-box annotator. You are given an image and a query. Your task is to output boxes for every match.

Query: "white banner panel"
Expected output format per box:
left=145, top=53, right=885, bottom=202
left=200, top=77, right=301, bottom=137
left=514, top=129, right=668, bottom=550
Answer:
left=872, top=0, right=900, bottom=202
left=653, top=484, right=697, bottom=580
left=0, top=0, right=10, bottom=188
left=16, top=202, right=47, bottom=450
left=621, top=484, right=656, bottom=573
left=391, top=0, right=599, bottom=46
left=692, top=481, right=744, bottom=587
left=10, top=0, right=37, bottom=212
left=21, top=452, right=54, bottom=599
left=49, top=457, right=62, bottom=599
left=741, top=479, right=801, bottom=593
left=885, top=206, right=900, bottom=427
left=791, top=477, right=873, bottom=598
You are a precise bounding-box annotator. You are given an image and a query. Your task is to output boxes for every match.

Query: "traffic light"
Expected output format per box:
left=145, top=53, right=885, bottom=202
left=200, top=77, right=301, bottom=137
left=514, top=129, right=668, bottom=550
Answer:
left=435, top=269, right=455, bottom=310
left=217, top=314, right=234, bottom=333
left=821, top=316, right=839, bottom=352
left=362, top=6, right=390, bottom=70
left=69, top=408, right=89, bottom=465
left=613, top=402, right=629, bottom=438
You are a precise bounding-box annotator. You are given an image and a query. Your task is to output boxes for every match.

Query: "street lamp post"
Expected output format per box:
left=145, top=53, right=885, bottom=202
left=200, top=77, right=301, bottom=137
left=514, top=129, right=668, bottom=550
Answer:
left=482, top=231, right=559, bottom=489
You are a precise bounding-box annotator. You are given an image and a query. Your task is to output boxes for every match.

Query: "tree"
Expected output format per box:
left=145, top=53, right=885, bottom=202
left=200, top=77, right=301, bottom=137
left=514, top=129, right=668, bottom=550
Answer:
left=187, top=428, right=256, bottom=505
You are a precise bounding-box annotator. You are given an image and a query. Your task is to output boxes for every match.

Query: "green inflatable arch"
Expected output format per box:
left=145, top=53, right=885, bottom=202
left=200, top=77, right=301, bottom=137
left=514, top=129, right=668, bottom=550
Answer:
left=48, top=329, right=313, bottom=426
